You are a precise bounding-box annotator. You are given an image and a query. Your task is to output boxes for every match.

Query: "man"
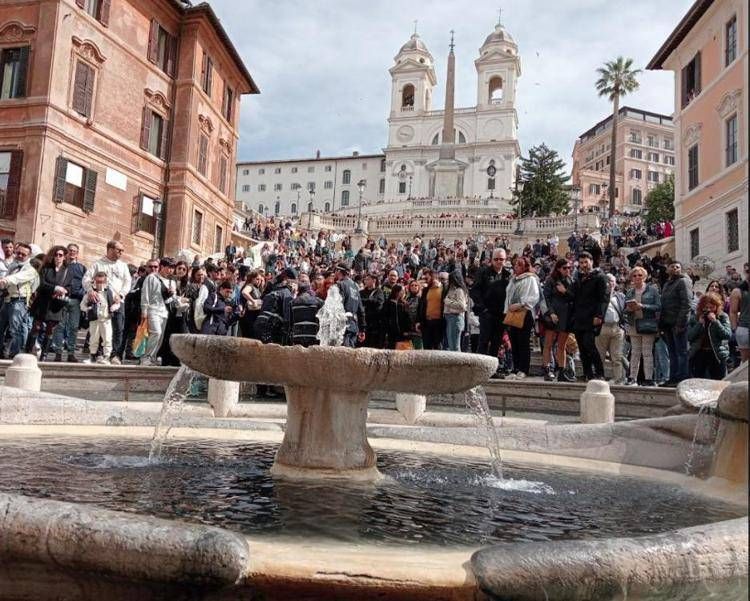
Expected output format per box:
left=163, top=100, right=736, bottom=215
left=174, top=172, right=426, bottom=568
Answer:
left=83, top=240, right=132, bottom=364
left=381, top=269, right=399, bottom=299
left=571, top=252, right=609, bottom=381
left=122, top=263, right=147, bottom=360
left=254, top=268, right=296, bottom=345
left=0, top=243, right=39, bottom=358
left=0, top=238, right=15, bottom=278
left=416, top=268, right=444, bottom=350
left=659, top=261, right=692, bottom=386
left=361, top=273, right=384, bottom=348
left=50, top=243, right=86, bottom=362
left=194, top=263, right=225, bottom=332
left=311, top=272, right=326, bottom=298
left=595, top=273, right=626, bottom=384
left=581, top=232, right=602, bottom=267
left=225, top=242, right=237, bottom=264
left=729, top=262, right=750, bottom=364
left=335, top=264, right=365, bottom=348
left=290, top=282, right=324, bottom=347
left=139, top=257, right=177, bottom=366
left=470, top=248, right=511, bottom=375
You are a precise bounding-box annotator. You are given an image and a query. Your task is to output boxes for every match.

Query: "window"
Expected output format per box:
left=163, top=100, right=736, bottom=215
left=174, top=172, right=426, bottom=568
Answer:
left=291, top=203, right=297, bottom=214
left=725, top=114, right=738, bottom=166
left=629, top=130, right=641, bottom=143
left=148, top=20, right=176, bottom=77
left=688, top=144, right=699, bottom=190
left=0, top=150, right=22, bottom=219
left=291, top=182, right=301, bottom=190
left=458, top=131, right=466, bottom=144
left=726, top=15, right=737, bottom=66
left=71, top=60, right=95, bottom=118
left=222, top=84, right=234, bottom=123
left=291, top=167, right=298, bottom=173
left=273, top=183, right=282, bottom=191
left=589, top=183, right=601, bottom=195
left=488, top=75, right=503, bottom=103
left=200, top=52, right=213, bottom=95
left=0, top=47, right=29, bottom=99
left=307, top=166, right=314, bottom=173
left=681, top=52, right=701, bottom=108
left=663, top=138, right=673, bottom=150
left=258, top=168, right=265, bottom=174
left=647, top=135, right=657, bottom=148
left=274, top=167, right=281, bottom=174
left=242, top=169, right=249, bottom=175
left=398, top=181, right=406, bottom=194
left=197, top=134, right=208, bottom=175
left=258, top=184, right=266, bottom=191
left=631, top=188, right=642, bottom=205
left=726, top=209, right=739, bottom=253
left=401, top=84, right=415, bottom=109
left=137, top=193, right=158, bottom=234
left=663, top=155, right=675, bottom=165
left=258, top=204, right=264, bottom=215
left=630, top=148, right=642, bottom=159
left=192, top=210, right=203, bottom=245
left=341, top=190, right=349, bottom=206
left=689, top=228, right=699, bottom=259
left=140, top=108, right=167, bottom=159
left=342, top=169, right=351, bottom=184
left=307, top=182, right=315, bottom=192
left=214, top=224, right=223, bottom=253
left=218, top=155, right=227, bottom=193
left=241, top=184, right=250, bottom=192
left=380, top=159, right=386, bottom=172
left=53, top=157, right=97, bottom=213
left=647, top=152, right=659, bottom=162
left=630, top=168, right=642, bottom=180
left=487, top=178, right=495, bottom=190
left=78, top=0, right=111, bottom=25
left=648, top=171, right=660, bottom=183
left=379, top=178, right=385, bottom=194
left=274, top=201, right=280, bottom=215
left=324, top=165, right=332, bottom=172
left=324, top=180, right=333, bottom=189
left=324, top=201, right=331, bottom=212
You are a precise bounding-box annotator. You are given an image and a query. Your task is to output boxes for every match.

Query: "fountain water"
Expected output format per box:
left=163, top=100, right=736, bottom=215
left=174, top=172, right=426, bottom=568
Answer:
left=148, top=365, right=197, bottom=462
left=315, top=285, right=348, bottom=347
left=464, top=386, right=503, bottom=479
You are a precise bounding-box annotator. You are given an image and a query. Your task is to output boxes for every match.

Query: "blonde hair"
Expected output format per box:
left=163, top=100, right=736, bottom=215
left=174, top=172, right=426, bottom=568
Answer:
left=630, top=266, right=648, bottom=279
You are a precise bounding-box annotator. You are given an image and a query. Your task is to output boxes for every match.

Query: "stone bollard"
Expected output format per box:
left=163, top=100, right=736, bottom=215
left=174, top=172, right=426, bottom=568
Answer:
left=207, top=379, right=240, bottom=418
left=579, top=379, right=614, bottom=424
left=4, top=354, right=42, bottom=392
left=395, top=393, right=426, bottom=425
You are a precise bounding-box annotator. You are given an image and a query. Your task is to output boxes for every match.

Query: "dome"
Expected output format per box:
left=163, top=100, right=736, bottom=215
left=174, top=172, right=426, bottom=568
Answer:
left=482, top=23, right=516, bottom=48
left=398, top=33, right=432, bottom=57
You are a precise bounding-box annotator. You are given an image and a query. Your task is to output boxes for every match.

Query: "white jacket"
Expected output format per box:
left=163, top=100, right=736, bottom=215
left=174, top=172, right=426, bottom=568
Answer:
left=504, top=272, right=541, bottom=313
left=140, top=273, right=176, bottom=318
left=83, top=257, right=132, bottom=300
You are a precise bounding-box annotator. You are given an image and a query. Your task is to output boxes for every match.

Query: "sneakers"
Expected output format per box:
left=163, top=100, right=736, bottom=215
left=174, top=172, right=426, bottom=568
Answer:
left=544, top=368, right=556, bottom=382
left=140, top=357, right=153, bottom=367
left=507, top=372, right=526, bottom=380
left=67, top=354, right=79, bottom=363
left=54, top=352, right=63, bottom=362
left=625, top=378, right=638, bottom=386
left=95, top=356, right=110, bottom=365
left=110, top=357, right=122, bottom=365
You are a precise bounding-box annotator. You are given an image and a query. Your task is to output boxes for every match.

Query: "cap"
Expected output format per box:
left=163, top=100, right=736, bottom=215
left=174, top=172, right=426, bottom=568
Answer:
left=336, top=263, right=350, bottom=274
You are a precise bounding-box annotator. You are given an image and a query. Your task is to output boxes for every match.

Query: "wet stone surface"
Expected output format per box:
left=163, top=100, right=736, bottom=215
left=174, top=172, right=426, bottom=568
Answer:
left=0, top=437, right=743, bottom=547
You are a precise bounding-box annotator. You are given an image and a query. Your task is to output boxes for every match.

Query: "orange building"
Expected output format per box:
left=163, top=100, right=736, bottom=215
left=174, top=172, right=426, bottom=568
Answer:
left=648, top=0, right=747, bottom=270
left=0, top=0, right=258, bottom=265
left=571, top=107, right=675, bottom=215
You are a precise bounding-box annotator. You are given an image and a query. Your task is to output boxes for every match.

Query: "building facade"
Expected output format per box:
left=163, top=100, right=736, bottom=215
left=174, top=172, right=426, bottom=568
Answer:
left=571, top=107, right=675, bottom=215
left=648, top=0, right=747, bottom=271
left=235, top=20, right=521, bottom=217
left=0, top=0, right=257, bottom=265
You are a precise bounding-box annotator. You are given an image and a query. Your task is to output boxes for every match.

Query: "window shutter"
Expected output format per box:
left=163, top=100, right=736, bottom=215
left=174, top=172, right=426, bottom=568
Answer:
left=148, top=19, right=159, bottom=64
left=2, top=150, right=23, bottom=219
left=75, top=0, right=85, bottom=7
left=159, top=117, right=170, bottom=161
left=139, top=106, right=151, bottom=151
left=201, top=51, right=207, bottom=89
left=166, top=34, right=177, bottom=78
left=198, top=135, right=208, bottom=175
left=219, top=155, right=227, bottom=193
left=83, top=63, right=95, bottom=118
left=53, top=157, right=67, bottom=203
left=15, top=46, right=29, bottom=98
left=72, top=61, right=88, bottom=115
left=82, top=168, right=98, bottom=213
left=206, top=58, right=213, bottom=96
left=694, top=51, right=701, bottom=94
left=99, top=0, right=111, bottom=26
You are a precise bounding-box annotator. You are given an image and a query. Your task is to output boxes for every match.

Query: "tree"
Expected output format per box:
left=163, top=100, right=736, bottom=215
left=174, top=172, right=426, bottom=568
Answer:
left=511, top=143, right=570, bottom=217
left=644, top=174, right=675, bottom=225
left=595, top=57, right=641, bottom=218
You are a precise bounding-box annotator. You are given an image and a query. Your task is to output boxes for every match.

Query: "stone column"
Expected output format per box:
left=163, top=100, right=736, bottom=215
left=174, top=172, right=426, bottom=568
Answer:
left=207, top=379, right=240, bottom=418
left=4, top=354, right=42, bottom=392
left=579, top=380, right=615, bottom=424
left=395, top=393, right=426, bottom=425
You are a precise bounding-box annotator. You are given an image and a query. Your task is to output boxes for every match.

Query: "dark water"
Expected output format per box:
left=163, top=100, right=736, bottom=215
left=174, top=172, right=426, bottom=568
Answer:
left=0, top=437, right=743, bottom=547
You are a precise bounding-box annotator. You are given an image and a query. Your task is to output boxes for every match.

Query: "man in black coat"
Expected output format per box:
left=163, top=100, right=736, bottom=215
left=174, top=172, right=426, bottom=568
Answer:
left=335, top=264, right=366, bottom=348
left=290, top=283, right=324, bottom=347
left=571, top=252, right=609, bottom=380
left=581, top=232, right=603, bottom=267
left=361, top=273, right=384, bottom=348
left=470, top=248, right=511, bottom=375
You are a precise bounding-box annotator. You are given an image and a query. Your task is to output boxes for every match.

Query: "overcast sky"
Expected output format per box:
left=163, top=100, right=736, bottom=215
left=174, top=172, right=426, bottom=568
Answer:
left=210, top=0, right=693, bottom=170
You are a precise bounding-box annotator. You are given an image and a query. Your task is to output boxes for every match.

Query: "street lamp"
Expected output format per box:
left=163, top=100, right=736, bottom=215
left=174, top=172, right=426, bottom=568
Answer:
left=512, top=166, right=525, bottom=235
left=152, top=198, right=163, bottom=258
left=408, top=175, right=413, bottom=200
left=355, top=179, right=366, bottom=233
left=571, top=185, right=581, bottom=232
left=308, top=188, right=315, bottom=213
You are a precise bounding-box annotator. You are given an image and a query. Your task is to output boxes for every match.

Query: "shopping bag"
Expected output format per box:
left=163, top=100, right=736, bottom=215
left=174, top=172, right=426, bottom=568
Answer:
left=132, top=317, right=149, bottom=358
left=502, top=308, right=527, bottom=329
left=395, top=340, right=414, bottom=351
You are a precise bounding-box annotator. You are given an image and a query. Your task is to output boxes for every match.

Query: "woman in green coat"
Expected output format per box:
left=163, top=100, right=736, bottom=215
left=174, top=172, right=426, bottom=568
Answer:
left=687, top=291, right=732, bottom=379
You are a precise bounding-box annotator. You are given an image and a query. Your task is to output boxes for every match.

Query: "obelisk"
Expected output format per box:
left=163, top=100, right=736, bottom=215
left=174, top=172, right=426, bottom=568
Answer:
left=440, top=30, right=456, bottom=157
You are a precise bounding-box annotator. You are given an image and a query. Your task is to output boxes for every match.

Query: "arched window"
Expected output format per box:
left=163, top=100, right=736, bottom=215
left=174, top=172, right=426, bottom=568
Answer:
left=489, top=76, right=504, bottom=103
left=401, top=84, right=415, bottom=109
left=458, top=131, right=466, bottom=144
left=380, top=158, right=386, bottom=172
left=274, top=201, right=280, bottom=215
left=432, top=130, right=466, bottom=144
left=291, top=202, right=297, bottom=214
left=341, top=190, right=350, bottom=206
left=432, top=133, right=440, bottom=145
left=342, top=169, right=351, bottom=184
left=324, top=201, right=331, bottom=212
left=258, top=204, right=264, bottom=215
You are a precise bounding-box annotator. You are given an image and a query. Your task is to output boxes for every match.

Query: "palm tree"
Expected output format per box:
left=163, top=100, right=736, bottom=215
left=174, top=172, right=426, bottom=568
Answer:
left=595, top=57, right=641, bottom=218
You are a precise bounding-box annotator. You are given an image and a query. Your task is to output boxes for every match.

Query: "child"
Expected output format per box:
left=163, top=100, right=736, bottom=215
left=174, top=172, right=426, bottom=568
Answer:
left=80, top=271, right=120, bottom=364
left=201, top=280, right=240, bottom=336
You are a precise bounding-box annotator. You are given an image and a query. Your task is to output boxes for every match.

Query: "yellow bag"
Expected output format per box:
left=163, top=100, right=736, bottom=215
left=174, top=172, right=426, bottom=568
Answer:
left=132, top=317, right=149, bottom=358
left=395, top=340, right=414, bottom=351
left=503, top=308, right=527, bottom=329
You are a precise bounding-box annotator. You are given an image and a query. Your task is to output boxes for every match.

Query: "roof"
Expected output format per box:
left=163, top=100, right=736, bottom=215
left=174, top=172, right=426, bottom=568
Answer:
left=237, top=153, right=386, bottom=166
left=482, top=23, right=516, bottom=47
left=170, top=1, right=259, bottom=94
left=398, top=33, right=432, bottom=57
left=577, top=106, right=674, bottom=141
left=647, top=0, right=714, bottom=69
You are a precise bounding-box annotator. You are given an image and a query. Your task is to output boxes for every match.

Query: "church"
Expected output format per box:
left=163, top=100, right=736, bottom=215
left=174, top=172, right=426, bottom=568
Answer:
left=235, top=19, right=521, bottom=218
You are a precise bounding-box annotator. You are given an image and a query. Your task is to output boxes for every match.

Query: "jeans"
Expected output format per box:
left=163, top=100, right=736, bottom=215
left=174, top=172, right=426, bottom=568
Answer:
left=0, top=300, right=31, bottom=358
left=654, top=337, right=670, bottom=382
left=663, top=326, right=689, bottom=382
left=110, top=308, right=125, bottom=360
left=51, top=297, right=82, bottom=354
left=477, top=313, right=503, bottom=359
left=444, top=313, right=465, bottom=351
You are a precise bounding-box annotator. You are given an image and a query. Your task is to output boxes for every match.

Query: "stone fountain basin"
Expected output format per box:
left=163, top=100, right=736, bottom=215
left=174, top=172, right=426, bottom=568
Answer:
left=170, top=334, right=498, bottom=394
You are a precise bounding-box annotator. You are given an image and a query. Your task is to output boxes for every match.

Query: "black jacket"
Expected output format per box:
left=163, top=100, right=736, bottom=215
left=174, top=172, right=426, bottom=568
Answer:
left=337, top=277, right=366, bottom=333
left=470, top=265, right=511, bottom=317
left=660, top=275, right=692, bottom=329
left=201, top=291, right=240, bottom=336
left=381, top=300, right=412, bottom=348
left=290, top=291, right=324, bottom=347
left=542, top=275, right=574, bottom=331
left=30, top=265, right=74, bottom=320
left=361, top=286, right=384, bottom=334
left=571, top=269, right=609, bottom=332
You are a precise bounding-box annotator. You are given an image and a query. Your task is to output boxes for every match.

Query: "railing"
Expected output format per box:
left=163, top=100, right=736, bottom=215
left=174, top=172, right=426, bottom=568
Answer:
left=424, top=107, right=478, bottom=117
left=401, top=105, right=414, bottom=112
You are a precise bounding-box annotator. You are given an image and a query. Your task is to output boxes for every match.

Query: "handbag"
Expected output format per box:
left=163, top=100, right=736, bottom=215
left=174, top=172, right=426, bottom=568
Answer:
left=503, top=308, right=527, bottom=329
left=395, top=340, right=414, bottom=351
left=132, top=317, right=149, bottom=358
left=635, top=317, right=659, bottom=334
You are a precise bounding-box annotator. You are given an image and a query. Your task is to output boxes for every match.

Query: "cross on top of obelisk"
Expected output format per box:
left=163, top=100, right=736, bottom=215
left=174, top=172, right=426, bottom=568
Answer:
left=413, top=20, right=418, bottom=35
left=497, top=8, right=502, bottom=25
left=449, top=29, right=455, bottom=52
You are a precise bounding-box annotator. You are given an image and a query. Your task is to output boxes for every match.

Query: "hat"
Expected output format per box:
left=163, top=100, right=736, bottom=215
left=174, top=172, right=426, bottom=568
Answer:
left=335, top=263, right=349, bottom=274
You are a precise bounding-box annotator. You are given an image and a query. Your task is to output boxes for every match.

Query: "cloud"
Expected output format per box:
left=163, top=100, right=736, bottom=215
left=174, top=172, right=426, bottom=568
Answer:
left=211, top=0, right=692, bottom=169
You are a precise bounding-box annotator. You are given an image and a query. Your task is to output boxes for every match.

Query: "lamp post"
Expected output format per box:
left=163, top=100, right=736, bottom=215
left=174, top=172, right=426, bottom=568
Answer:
left=355, top=179, right=366, bottom=233
left=308, top=188, right=315, bottom=213
left=152, top=198, right=163, bottom=258
left=571, top=185, right=581, bottom=233
left=512, top=166, right=525, bottom=236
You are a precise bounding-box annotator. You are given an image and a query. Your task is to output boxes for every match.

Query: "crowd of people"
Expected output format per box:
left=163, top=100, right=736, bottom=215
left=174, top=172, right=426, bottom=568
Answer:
left=0, top=227, right=746, bottom=388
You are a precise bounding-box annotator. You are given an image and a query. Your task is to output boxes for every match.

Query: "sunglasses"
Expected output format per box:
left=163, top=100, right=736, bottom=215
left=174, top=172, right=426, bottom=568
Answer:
left=54, top=252, right=66, bottom=257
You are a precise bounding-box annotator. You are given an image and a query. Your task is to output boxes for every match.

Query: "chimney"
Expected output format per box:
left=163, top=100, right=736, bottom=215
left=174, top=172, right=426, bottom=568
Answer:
left=352, top=151, right=359, bottom=157
left=315, top=149, right=321, bottom=159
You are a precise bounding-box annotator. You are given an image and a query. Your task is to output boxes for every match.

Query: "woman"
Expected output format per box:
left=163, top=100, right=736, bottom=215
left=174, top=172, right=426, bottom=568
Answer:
left=405, top=279, right=423, bottom=349
left=184, top=266, right=206, bottom=333
left=158, top=261, right=191, bottom=366
left=687, top=292, right=732, bottom=379
left=541, top=258, right=575, bottom=381
left=624, top=266, right=661, bottom=386
left=443, top=270, right=468, bottom=351
left=381, top=285, right=413, bottom=349
left=705, top=279, right=730, bottom=313
left=503, top=256, right=540, bottom=379
left=239, top=269, right=264, bottom=338
left=25, top=246, right=72, bottom=361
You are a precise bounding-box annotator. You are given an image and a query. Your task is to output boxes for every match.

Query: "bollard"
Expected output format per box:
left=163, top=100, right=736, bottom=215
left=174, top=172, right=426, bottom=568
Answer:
left=4, top=354, right=42, bottom=392
left=207, top=378, right=240, bottom=418
left=579, top=379, right=615, bottom=424
left=395, top=393, right=426, bottom=425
